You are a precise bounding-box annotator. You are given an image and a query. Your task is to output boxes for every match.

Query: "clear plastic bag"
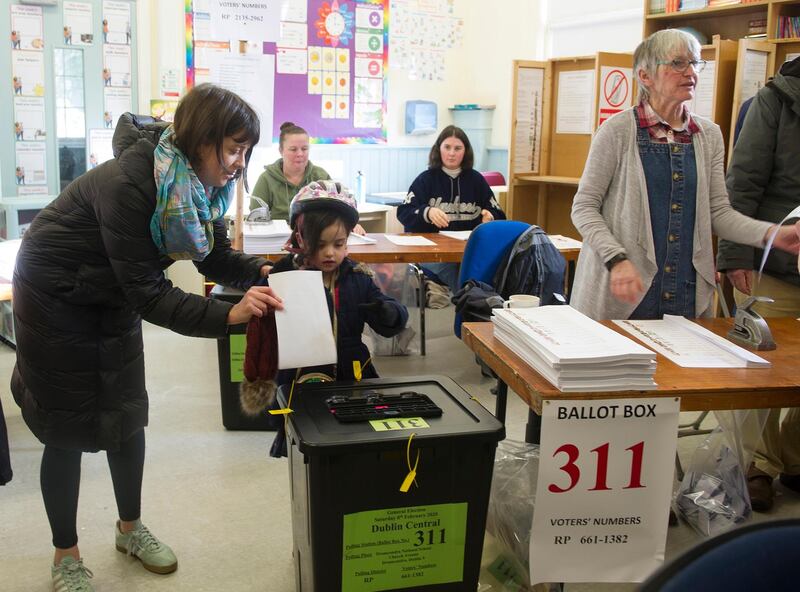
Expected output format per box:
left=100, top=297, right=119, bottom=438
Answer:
left=478, top=440, right=560, bottom=592
left=366, top=263, right=420, bottom=356
left=675, top=409, right=768, bottom=537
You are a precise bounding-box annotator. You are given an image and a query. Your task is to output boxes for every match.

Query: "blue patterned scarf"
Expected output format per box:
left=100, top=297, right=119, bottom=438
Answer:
left=150, top=127, right=234, bottom=261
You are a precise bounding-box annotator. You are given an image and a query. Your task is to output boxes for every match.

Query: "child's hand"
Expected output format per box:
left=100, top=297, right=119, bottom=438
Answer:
left=481, top=209, right=494, bottom=223
left=358, top=300, right=399, bottom=325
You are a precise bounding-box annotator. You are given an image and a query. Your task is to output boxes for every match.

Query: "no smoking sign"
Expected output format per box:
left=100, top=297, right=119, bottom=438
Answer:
left=598, top=66, right=633, bottom=125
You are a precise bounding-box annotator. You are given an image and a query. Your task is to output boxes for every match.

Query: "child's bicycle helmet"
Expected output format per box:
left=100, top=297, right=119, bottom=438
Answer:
left=289, top=180, right=359, bottom=229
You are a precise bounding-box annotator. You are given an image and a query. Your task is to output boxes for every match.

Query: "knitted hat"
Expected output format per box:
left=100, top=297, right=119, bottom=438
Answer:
left=289, top=180, right=359, bottom=229
left=239, top=308, right=278, bottom=417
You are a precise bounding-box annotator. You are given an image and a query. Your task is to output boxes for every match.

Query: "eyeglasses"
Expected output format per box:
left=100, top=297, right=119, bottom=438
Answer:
left=657, top=58, right=707, bottom=74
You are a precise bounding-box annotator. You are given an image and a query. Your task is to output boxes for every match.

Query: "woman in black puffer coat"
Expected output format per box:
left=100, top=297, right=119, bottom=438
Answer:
left=11, top=84, right=282, bottom=587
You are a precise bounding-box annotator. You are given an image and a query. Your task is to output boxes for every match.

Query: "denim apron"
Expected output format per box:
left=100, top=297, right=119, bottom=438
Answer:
left=630, top=122, right=698, bottom=319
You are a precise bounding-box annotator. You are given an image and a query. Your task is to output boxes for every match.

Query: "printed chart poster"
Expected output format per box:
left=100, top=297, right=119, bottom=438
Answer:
left=63, top=2, right=95, bottom=46
left=102, top=1, right=131, bottom=45
left=15, top=141, right=48, bottom=190
left=103, top=44, right=132, bottom=87
left=530, top=398, right=680, bottom=584
left=12, top=51, right=45, bottom=97
left=342, top=503, right=467, bottom=592
left=598, top=66, right=633, bottom=126
left=103, top=87, right=132, bottom=128
left=513, top=67, right=544, bottom=174
left=151, top=99, right=179, bottom=123
left=206, top=0, right=280, bottom=43
left=10, top=5, right=44, bottom=51
left=87, top=129, right=114, bottom=169
left=14, top=97, right=46, bottom=141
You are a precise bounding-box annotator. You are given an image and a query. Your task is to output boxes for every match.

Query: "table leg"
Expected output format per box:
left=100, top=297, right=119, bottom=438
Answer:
left=409, top=264, right=426, bottom=356
left=495, top=379, right=507, bottom=423
left=526, top=409, right=542, bottom=444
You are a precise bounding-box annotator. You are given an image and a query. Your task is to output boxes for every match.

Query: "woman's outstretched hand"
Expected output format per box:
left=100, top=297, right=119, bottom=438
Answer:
left=769, top=223, right=800, bottom=255
left=227, top=286, right=283, bottom=325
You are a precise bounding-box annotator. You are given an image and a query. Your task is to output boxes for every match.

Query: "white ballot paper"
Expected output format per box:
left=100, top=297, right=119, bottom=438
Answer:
left=760, top=204, right=800, bottom=280
left=268, top=270, right=337, bottom=370
left=439, top=230, right=472, bottom=241
left=347, top=233, right=377, bottom=245
left=615, top=315, right=770, bottom=368
left=383, top=234, right=437, bottom=246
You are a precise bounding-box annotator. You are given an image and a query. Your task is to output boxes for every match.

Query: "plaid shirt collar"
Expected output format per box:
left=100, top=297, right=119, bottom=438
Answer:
left=635, top=100, right=700, bottom=144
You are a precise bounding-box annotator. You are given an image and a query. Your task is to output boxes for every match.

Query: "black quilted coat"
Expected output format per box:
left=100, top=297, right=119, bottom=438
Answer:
left=11, top=114, right=267, bottom=452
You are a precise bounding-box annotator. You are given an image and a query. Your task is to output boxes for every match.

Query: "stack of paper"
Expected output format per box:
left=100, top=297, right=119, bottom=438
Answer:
left=615, top=315, right=770, bottom=368
left=492, top=306, right=657, bottom=392
left=242, top=220, right=291, bottom=254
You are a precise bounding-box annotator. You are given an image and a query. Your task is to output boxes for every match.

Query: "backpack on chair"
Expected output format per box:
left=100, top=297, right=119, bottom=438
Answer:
left=493, top=225, right=566, bottom=303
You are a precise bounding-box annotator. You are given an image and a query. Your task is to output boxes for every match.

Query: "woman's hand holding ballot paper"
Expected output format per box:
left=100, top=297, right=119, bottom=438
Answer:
left=760, top=206, right=800, bottom=279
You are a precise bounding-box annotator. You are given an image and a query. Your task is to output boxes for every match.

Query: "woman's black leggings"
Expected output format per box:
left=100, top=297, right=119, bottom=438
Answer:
left=40, top=429, right=145, bottom=549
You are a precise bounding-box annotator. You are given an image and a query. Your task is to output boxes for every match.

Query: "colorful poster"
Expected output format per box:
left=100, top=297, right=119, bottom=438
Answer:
left=10, top=5, right=44, bottom=51
left=102, top=1, right=132, bottom=45
left=150, top=99, right=180, bottom=123
left=14, top=97, right=46, bottom=142
left=15, top=142, right=48, bottom=189
left=189, top=0, right=388, bottom=143
left=12, top=51, right=46, bottom=97
left=103, top=87, right=132, bottom=128
left=87, top=129, right=114, bottom=169
left=63, top=2, right=95, bottom=46
left=103, top=44, right=132, bottom=87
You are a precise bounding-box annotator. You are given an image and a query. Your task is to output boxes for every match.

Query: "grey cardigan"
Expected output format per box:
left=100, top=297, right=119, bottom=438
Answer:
left=570, top=108, right=771, bottom=321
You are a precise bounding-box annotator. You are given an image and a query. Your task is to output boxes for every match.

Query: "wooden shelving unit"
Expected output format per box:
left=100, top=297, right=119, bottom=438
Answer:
left=507, top=53, right=633, bottom=237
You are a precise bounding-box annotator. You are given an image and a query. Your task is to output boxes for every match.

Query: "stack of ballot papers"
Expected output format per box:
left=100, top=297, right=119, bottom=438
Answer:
left=242, top=220, right=291, bottom=254
left=492, top=305, right=657, bottom=392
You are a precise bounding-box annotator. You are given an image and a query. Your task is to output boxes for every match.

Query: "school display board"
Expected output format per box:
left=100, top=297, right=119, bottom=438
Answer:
left=186, top=0, right=388, bottom=144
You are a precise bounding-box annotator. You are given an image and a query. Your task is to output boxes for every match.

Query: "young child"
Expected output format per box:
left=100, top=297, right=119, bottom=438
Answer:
left=240, top=181, right=409, bottom=456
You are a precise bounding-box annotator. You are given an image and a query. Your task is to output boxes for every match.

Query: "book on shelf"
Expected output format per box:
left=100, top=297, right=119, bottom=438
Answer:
left=707, top=0, right=741, bottom=7
left=748, top=18, right=767, bottom=36
left=778, top=16, right=800, bottom=39
left=679, top=0, right=708, bottom=11
left=649, top=0, right=666, bottom=14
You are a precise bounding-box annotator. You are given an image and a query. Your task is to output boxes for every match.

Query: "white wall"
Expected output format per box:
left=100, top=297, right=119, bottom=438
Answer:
left=136, top=0, right=545, bottom=150
left=545, top=0, right=643, bottom=58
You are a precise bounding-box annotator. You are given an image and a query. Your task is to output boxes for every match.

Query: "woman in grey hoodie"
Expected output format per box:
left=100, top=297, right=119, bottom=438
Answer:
left=250, top=121, right=331, bottom=220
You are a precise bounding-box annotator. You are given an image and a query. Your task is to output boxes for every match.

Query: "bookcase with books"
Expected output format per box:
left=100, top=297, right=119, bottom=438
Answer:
left=506, top=53, right=633, bottom=237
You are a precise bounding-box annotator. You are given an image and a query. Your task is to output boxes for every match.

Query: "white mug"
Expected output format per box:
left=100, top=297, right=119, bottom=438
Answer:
left=503, top=294, right=540, bottom=309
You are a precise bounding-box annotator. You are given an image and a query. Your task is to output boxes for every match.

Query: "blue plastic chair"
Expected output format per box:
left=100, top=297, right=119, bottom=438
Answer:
left=453, top=220, right=530, bottom=338
left=639, top=518, right=800, bottom=591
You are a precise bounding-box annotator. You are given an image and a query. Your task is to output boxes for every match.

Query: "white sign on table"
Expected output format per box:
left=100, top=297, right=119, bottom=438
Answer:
left=530, top=397, right=680, bottom=584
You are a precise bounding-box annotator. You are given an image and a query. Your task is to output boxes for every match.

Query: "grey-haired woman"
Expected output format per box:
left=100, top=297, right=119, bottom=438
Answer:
left=570, top=28, right=800, bottom=321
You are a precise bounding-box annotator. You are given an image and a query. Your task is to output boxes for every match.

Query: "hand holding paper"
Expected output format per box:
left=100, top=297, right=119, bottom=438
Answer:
left=227, top=286, right=283, bottom=325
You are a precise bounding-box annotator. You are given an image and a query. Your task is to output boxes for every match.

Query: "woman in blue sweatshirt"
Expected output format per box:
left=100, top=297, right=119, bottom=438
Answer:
left=397, top=125, right=506, bottom=292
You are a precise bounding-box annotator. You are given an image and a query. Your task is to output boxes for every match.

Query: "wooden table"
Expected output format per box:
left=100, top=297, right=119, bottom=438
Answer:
left=260, top=232, right=581, bottom=264
left=462, top=317, right=800, bottom=440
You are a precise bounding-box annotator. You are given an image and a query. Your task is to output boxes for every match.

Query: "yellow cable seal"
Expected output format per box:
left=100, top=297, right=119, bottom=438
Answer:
left=399, top=432, right=420, bottom=493
left=269, top=368, right=301, bottom=415
left=353, top=357, right=372, bottom=382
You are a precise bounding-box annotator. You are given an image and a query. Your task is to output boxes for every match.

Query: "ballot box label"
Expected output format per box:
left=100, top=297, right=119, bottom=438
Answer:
left=342, top=502, right=467, bottom=591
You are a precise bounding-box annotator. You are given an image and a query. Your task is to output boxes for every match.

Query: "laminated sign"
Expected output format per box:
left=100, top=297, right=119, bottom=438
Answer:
left=342, top=503, right=467, bottom=591
left=530, top=397, right=679, bottom=584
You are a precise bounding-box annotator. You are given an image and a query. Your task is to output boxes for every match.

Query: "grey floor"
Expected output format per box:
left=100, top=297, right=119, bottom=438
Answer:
left=1, top=305, right=798, bottom=591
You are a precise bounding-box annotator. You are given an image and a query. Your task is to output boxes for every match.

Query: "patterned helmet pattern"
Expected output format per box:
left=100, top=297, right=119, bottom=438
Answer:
left=289, top=180, right=359, bottom=229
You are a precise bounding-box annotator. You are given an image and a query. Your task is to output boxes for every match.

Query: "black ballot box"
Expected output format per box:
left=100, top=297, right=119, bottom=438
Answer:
left=210, top=284, right=278, bottom=431
left=278, top=375, right=505, bottom=592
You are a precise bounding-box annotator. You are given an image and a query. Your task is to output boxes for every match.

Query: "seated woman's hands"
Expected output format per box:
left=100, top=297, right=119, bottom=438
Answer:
left=609, top=259, right=644, bottom=304
left=227, top=286, right=283, bottom=325
left=481, top=209, right=494, bottom=224
left=428, top=207, right=450, bottom=228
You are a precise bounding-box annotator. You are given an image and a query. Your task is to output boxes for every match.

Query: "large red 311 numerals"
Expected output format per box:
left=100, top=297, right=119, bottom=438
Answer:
left=548, top=441, right=646, bottom=493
